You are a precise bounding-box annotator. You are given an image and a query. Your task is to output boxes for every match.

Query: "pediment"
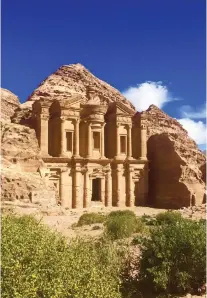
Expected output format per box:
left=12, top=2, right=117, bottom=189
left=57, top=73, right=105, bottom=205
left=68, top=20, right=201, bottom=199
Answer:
left=60, top=95, right=86, bottom=109
left=112, top=102, right=135, bottom=116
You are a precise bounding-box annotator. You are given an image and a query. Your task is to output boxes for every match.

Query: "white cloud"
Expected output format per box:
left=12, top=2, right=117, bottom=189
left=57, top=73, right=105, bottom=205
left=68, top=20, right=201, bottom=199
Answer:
left=178, top=118, right=206, bottom=145
left=122, top=81, right=206, bottom=146
left=122, top=81, right=177, bottom=112
left=179, top=104, right=206, bottom=119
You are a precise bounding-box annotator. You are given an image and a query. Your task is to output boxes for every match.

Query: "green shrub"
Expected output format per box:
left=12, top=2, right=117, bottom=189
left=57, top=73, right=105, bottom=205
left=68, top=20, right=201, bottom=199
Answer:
left=139, top=218, right=206, bottom=295
left=140, top=214, right=157, bottom=226
left=105, top=210, right=142, bottom=240
left=155, top=211, right=182, bottom=225
left=108, top=210, right=136, bottom=219
left=77, top=212, right=106, bottom=226
left=2, top=214, right=124, bottom=298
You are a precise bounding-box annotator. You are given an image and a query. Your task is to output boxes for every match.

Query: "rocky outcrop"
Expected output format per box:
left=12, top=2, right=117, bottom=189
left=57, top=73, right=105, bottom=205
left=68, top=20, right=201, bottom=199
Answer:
left=11, top=101, right=34, bottom=127
left=26, top=64, right=135, bottom=110
left=1, top=167, right=48, bottom=203
left=1, top=88, right=20, bottom=121
left=1, top=121, right=42, bottom=172
left=139, top=105, right=206, bottom=208
left=1, top=121, right=56, bottom=205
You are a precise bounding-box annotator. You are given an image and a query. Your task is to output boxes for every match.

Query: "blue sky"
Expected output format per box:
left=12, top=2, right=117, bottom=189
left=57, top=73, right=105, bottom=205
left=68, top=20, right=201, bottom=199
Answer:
left=2, top=0, right=206, bottom=149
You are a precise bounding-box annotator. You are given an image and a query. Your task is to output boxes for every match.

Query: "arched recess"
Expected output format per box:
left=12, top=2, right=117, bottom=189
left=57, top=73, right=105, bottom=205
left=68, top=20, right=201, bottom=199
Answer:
left=48, top=101, right=61, bottom=157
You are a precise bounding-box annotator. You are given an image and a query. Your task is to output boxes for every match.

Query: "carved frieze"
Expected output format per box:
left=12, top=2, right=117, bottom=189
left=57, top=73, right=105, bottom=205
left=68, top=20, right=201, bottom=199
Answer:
left=89, top=167, right=106, bottom=178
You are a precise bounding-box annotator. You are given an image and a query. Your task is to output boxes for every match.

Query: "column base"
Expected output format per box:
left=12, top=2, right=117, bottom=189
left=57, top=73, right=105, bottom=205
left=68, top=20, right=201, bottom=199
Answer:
left=59, top=153, right=68, bottom=158
left=139, top=157, right=148, bottom=161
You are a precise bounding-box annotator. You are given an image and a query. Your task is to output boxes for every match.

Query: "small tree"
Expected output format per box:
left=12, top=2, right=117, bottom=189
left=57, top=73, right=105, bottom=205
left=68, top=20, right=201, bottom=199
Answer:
left=139, top=218, right=206, bottom=295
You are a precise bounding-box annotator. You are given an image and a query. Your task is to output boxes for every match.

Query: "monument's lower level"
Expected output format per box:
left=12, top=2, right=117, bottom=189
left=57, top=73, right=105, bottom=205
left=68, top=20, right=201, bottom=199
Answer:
left=43, top=157, right=148, bottom=209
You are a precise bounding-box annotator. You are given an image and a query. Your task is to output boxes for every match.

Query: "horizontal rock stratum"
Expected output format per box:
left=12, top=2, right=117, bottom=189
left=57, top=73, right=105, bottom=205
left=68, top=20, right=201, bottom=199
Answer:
left=1, top=63, right=206, bottom=208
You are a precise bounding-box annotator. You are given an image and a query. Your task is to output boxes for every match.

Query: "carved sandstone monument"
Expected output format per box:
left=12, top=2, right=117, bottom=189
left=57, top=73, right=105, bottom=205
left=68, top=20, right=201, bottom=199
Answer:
left=30, top=88, right=148, bottom=208
left=1, top=63, right=206, bottom=209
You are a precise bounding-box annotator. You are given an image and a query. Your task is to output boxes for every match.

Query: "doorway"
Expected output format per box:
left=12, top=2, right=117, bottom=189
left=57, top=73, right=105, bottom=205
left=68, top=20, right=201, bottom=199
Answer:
left=92, top=178, right=101, bottom=201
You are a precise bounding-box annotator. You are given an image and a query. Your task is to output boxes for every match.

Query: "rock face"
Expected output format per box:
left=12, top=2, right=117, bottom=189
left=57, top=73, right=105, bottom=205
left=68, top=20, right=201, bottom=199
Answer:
left=11, top=101, right=34, bottom=127
left=12, top=63, right=136, bottom=126
left=26, top=63, right=135, bottom=110
left=1, top=168, right=48, bottom=203
left=1, top=88, right=20, bottom=121
left=1, top=120, right=56, bottom=205
left=140, top=105, right=206, bottom=208
left=1, top=121, right=42, bottom=172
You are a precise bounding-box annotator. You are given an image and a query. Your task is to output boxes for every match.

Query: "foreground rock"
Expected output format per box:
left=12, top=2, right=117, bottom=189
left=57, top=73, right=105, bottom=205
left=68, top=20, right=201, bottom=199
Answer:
left=179, top=204, right=206, bottom=220
left=1, top=88, right=20, bottom=121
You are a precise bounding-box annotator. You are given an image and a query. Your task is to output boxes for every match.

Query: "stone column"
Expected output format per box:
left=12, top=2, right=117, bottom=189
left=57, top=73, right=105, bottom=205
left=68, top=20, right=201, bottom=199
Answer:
left=87, top=123, right=92, bottom=158
left=60, top=117, right=66, bottom=157
left=106, top=169, right=112, bottom=207
left=140, top=124, right=147, bottom=160
left=116, top=165, right=122, bottom=207
left=74, top=119, right=80, bottom=157
left=101, top=177, right=105, bottom=204
left=116, top=124, right=120, bottom=157
left=40, top=114, right=49, bottom=156
left=84, top=169, right=90, bottom=208
left=59, top=168, right=70, bottom=208
left=127, top=124, right=132, bottom=159
left=101, top=123, right=105, bottom=158
left=73, top=165, right=82, bottom=209
left=128, top=168, right=135, bottom=207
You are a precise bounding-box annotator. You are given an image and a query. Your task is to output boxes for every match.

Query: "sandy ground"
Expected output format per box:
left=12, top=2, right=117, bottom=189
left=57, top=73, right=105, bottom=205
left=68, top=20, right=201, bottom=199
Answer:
left=3, top=203, right=171, bottom=238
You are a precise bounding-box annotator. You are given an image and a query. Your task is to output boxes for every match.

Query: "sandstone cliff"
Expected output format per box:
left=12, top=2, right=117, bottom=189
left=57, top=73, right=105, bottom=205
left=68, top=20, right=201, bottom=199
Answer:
left=140, top=105, right=206, bottom=208
left=1, top=119, right=50, bottom=203
left=1, top=88, right=20, bottom=121
left=26, top=63, right=135, bottom=110
left=1, top=121, right=42, bottom=171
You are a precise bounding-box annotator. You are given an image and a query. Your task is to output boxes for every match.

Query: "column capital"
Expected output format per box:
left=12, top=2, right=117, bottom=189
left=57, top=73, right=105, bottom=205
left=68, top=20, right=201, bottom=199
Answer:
left=74, top=118, right=80, bottom=124
left=140, top=124, right=147, bottom=130
left=60, top=116, right=66, bottom=122
left=127, top=124, right=132, bottom=130
left=40, top=113, right=49, bottom=120
left=60, top=167, right=68, bottom=173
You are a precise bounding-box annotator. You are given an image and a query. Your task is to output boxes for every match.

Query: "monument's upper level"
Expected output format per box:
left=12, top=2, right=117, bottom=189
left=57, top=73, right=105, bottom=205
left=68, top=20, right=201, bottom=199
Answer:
left=32, top=91, right=147, bottom=161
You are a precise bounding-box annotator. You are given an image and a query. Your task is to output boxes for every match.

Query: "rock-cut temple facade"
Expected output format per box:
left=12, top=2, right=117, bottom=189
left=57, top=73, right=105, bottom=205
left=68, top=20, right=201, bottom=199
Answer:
left=32, top=87, right=148, bottom=209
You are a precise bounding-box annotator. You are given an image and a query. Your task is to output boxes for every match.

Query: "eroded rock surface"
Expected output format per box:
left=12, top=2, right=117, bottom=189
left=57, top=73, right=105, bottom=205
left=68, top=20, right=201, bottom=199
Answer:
left=1, top=121, right=42, bottom=171
left=1, top=88, right=20, bottom=121
left=11, top=101, right=34, bottom=127
left=1, top=120, right=56, bottom=204
left=140, top=105, right=206, bottom=208
left=27, top=63, right=136, bottom=109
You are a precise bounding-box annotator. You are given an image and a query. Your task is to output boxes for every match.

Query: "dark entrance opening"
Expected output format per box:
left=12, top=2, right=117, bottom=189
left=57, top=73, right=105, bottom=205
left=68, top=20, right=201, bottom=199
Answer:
left=92, top=178, right=101, bottom=201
